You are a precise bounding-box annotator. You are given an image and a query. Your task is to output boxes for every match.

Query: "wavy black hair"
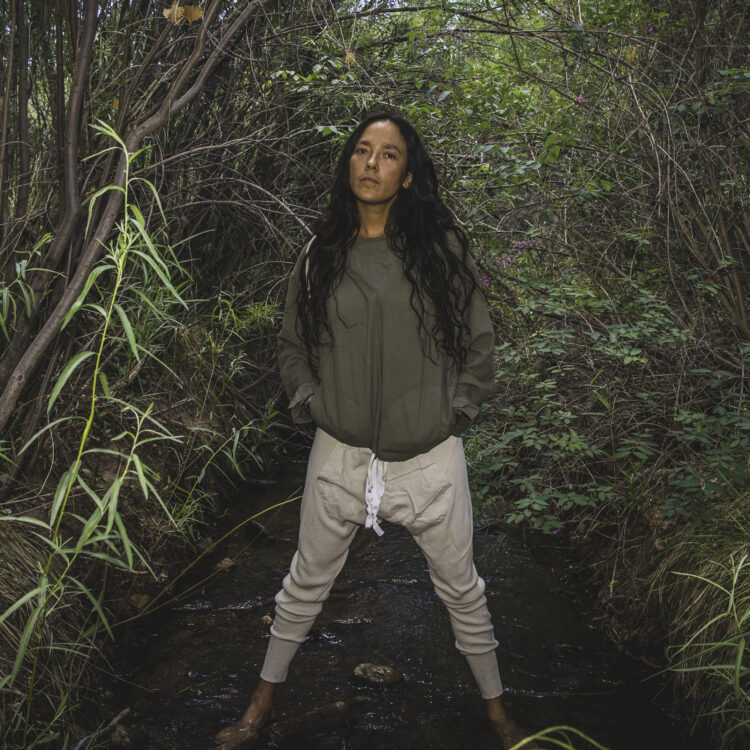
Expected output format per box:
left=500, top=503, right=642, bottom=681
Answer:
left=298, top=110, right=478, bottom=369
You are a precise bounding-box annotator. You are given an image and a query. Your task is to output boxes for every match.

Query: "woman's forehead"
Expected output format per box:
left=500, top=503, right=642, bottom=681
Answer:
left=357, top=120, right=406, bottom=149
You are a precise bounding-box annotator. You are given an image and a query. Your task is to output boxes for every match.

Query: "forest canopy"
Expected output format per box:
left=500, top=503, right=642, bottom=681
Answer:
left=0, top=1, right=748, bottom=748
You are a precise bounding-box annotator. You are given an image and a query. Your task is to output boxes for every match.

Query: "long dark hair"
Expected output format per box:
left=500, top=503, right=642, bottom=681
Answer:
left=298, top=110, right=478, bottom=369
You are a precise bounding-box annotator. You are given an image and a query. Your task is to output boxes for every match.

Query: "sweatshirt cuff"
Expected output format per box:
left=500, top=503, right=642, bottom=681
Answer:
left=452, top=394, right=480, bottom=421
left=288, top=382, right=318, bottom=423
left=451, top=394, right=480, bottom=435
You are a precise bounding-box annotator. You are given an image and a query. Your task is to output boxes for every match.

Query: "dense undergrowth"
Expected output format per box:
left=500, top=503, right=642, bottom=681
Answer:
left=1, top=1, right=748, bottom=748
left=466, top=267, right=750, bottom=748
left=0, top=127, right=282, bottom=747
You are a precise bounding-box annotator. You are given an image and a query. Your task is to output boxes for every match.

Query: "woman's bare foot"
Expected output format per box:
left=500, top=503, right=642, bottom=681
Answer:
left=485, top=695, right=534, bottom=749
left=215, top=679, right=276, bottom=750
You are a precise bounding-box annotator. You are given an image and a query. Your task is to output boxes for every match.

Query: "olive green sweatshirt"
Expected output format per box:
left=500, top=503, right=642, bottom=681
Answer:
left=278, top=234, right=495, bottom=461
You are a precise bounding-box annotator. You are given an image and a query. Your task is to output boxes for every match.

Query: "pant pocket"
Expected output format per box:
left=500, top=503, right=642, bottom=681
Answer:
left=315, top=443, right=368, bottom=525
left=380, top=455, right=452, bottom=534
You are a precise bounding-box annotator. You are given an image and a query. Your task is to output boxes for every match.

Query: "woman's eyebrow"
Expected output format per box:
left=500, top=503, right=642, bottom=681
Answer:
left=358, top=139, right=402, bottom=153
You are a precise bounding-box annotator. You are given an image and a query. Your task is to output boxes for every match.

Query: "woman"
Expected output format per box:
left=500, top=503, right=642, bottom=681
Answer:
left=218, top=111, right=526, bottom=749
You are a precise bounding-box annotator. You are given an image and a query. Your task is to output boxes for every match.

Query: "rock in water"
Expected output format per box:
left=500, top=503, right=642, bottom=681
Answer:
left=353, top=662, right=404, bottom=685
left=266, top=700, right=354, bottom=739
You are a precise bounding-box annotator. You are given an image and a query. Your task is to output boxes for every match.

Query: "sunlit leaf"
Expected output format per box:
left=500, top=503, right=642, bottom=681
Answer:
left=162, top=0, right=183, bottom=24
left=162, top=2, right=202, bottom=25
left=184, top=5, right=203, bottom=24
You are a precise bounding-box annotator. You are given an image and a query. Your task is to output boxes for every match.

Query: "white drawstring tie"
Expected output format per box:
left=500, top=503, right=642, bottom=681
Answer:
left=365, top=453, right=387, bottom=536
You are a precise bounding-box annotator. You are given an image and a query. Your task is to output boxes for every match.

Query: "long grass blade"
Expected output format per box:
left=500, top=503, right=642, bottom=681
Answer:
left=67, top=576, right=113, bottom=640
left=47, top=352, right=96, bottom=414
left=114, top=303, right=140, bottom=362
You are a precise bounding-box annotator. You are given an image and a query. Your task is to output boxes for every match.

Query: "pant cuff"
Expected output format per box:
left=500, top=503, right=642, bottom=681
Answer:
left=259, top=634, right=302, bottom=683
left=464, top=651, right=503, bottom=699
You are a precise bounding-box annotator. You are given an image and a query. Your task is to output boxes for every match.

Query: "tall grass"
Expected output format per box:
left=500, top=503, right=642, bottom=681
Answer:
left=508, top=726, right=610, bottom=749
left=664, top=538, right=750, bottom=747
left=0, top=121, right=185, bottom=747
left=0, top=122, right=272, bottom=748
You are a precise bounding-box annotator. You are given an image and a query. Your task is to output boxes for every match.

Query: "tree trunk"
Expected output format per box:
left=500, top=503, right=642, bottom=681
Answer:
left=0, top=0, right=274, bottom=438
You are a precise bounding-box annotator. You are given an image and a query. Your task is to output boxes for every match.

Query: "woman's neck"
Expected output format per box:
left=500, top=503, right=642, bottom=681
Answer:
left=356, top=203, right=391, bottom=239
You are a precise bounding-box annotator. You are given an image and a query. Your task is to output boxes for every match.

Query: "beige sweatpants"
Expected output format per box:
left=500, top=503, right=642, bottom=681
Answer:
left=261, top=428, right=503, bottom=699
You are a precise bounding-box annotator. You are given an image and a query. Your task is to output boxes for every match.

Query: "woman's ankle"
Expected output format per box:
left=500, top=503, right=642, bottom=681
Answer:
left=485, top=695, right=508, bottom=722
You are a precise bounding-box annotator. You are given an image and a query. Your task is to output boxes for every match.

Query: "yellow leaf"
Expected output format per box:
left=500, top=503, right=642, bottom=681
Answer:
left=163, top=0, right=184, bottom=24
left=112, top=98, right=119, bottom=111
left=214, top=557, right=235, bottom=571
left=183, top=5, right=203, bottom=24
left=345, top=50, right=356, bottom=66
left=129, top=593, right=150, bottom=610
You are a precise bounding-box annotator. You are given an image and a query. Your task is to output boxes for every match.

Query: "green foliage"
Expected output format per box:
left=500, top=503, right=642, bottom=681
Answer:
left=509, top=725, right=611, bottom=749
left=467, top=274, right=750, bottom=531
left=1, top=0, right=747, bottom=747
left=666, top=553, right=750, bottom=745
left=0, top=124, right=273, bottom=748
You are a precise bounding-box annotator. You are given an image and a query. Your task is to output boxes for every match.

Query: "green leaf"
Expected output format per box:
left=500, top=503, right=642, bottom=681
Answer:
left=48, top=351, right=96, bottom=413
left=115, top=303, right=140, bottom=362
left=6, top=575, right=49, bottom=687
left=18, top=281, right=34, bottom=316
left=0, top=583, right=47, bottom=629
left=134, top=177, right=167, bottom=224
left=132, top=453, right=149, bottom=500
left=50, top=464, right=76, bottom=528
left=68, top=575, right=114, bottom=639
left=18, top=416, right=76, bottom=456
left=130, top=248, right=187, bottom=308
left=115, top=511, right=135, bottom=569
left=106, top=477, right=122, bottom=534
left=98, top=371, right=110, bottom=397
left=62, top=264, right=113, bottom=331
left=9, top=602, right=43, bottom=684
left=0, top=515, right=51, bottom=530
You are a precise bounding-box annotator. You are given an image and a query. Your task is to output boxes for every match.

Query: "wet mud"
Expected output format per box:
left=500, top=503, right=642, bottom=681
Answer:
left=103, top=464, right=699, bottom=749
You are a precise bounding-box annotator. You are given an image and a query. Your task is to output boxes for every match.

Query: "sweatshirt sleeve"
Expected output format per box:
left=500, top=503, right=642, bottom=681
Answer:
left=452, top=285, right=495, bottom=431
left=278, top=243, right=319, bottom=423
left=451, top=243, right=495, bottom=434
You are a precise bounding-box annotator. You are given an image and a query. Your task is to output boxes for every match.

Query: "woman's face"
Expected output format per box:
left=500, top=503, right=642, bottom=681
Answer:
left=348, top=119, right=412, bottom=210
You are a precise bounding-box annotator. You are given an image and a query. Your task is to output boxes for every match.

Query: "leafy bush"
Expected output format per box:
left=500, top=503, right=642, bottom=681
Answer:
left=467, top=273, right=750, bottom=531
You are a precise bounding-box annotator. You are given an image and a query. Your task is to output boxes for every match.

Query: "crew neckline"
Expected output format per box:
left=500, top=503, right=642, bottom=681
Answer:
left=355, top=234, right=388, bottom=242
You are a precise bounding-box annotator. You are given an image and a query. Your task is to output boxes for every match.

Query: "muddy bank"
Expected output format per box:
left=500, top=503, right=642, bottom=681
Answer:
left=100, top=465, right=701, bottom=749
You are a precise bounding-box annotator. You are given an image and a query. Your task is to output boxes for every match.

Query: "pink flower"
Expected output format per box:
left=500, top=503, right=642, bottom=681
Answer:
left=482, top=274, right=490, bottom=288
left=577, top=94, right=584, bottom=103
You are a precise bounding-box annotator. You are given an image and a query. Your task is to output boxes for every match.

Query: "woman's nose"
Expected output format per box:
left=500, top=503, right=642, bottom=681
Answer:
left=366, top=153, right=377, bottom=168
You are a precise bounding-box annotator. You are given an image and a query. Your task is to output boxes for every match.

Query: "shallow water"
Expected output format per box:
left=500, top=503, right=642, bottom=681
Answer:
left=104, top=464, right=699, bottom=749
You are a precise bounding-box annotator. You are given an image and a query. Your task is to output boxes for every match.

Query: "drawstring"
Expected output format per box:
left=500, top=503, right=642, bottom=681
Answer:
left=365, top=453, right=387, bottom=536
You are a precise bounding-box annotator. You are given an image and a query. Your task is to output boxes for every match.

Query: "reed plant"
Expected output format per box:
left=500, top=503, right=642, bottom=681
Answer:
left=0, top=120, right=181, bottom=747
left=509, top=726, right=610, bottom=749
left=0, top=122, right=272, bottom=748
left=657, top=500, right=750, bottom=749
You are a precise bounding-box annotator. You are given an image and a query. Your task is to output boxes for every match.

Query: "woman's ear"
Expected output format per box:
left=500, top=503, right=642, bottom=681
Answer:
left=402, top=172, right=413, bottom=189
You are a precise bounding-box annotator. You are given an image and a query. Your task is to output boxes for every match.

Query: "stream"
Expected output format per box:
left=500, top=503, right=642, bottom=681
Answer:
left=102, top=462, right=699, bottom=750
